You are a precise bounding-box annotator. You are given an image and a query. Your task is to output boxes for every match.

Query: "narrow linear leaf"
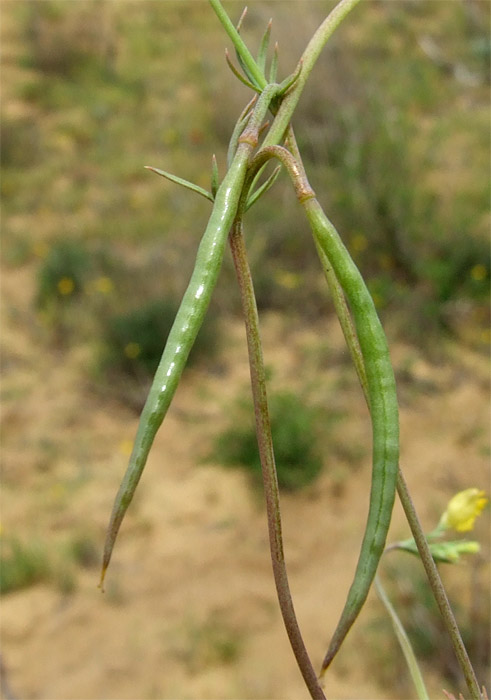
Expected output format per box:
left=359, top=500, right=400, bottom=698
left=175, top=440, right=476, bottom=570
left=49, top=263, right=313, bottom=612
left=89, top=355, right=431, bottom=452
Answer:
left=257, top=19, right=272, bottom=74
left=235, top=46, right=261, bottom=89
left=232, top=7, right=261, bottom=87
left=225, top=48, right=259, bottom=92
left=236, top=5, right=247, bottom=32
left=145, top=166, right=214, bottom=202
left=227, top=97, right=256, bottom=168
left=278, top=58, right=303, bottom=96
left=269, top=41, right=279, bottom=83
left=211, top=154, right=219, bottom=198
left=246, top=164, right=281, bottom=211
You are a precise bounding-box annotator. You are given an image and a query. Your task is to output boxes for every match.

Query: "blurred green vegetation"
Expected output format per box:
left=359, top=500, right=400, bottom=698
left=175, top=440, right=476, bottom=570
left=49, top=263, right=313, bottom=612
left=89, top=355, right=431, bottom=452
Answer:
left=214, top=390, right=324, bottom=490
left=0, top=531, right=100, bottom=594
left=100, top=297, right=218, bottom=379
left=2, top=0, right=490, bottom=376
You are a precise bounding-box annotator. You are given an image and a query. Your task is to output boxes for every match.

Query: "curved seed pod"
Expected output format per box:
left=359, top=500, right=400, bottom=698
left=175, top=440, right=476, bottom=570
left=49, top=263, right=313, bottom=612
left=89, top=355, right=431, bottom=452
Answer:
left=100, top=84, right=280, bottom=588
left=310, top=196, right=399, bottom=673
left=246, top=145, right=399, bottom=674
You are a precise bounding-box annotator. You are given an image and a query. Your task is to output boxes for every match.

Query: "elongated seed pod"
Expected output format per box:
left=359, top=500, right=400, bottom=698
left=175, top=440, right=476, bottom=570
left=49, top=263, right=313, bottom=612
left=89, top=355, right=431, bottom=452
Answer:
left=100, top=84, right=280, bottom=587
left=304, top=197, right=399, bottom=673
left=245, top=145, right=399, bottom=673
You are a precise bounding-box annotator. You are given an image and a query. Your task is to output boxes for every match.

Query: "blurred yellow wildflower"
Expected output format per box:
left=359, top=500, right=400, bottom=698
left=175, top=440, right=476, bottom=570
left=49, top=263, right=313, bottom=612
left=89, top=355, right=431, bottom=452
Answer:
left=274, top=269, right=302, bottom=290
left=57, top=277, right=75, bottom=295
left=94, top=276, right=113, bottom=294
left=470, top=264, right=487, bottom=281
left=119, top=439, right=134, bottom=457
left=351, top=233, right=368, bottom=253
left=439, top=488, right=488, bottom=533
left=33, top=241, right=49, bottom=259
left=124, top=342, right=141, bottom=359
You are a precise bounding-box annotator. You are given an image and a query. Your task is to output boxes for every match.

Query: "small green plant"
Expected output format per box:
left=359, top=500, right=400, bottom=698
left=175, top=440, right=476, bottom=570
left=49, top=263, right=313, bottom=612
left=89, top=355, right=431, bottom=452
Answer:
left=101, top=298, right=218, bottom=380
left=0, top=537, right=51, bottom=594
left=215, top=391, right=323, bottom=490
left=175, top=617, right=243, bottom=672
left=36, top=238, right=92, bottom=311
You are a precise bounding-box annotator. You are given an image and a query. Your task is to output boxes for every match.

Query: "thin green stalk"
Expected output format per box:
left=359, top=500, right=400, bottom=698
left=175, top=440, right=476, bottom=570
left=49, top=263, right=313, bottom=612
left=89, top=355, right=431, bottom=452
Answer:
left=374, top=574, right=430, bottom=700
left=397, top=471, right=482, bottom=700
left=211, top=0, right=362, bottom=150
left=228, top=217, right=326, bottom=700
left=208, top=0, right=267, bottom=90
left=263, top=0, right=362, bottom=147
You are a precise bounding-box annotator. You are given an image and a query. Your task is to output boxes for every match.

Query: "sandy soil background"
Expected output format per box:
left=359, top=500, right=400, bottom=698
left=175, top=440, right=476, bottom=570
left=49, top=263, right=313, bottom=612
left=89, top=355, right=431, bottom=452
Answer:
left=2, top=261, right=490, bottom=698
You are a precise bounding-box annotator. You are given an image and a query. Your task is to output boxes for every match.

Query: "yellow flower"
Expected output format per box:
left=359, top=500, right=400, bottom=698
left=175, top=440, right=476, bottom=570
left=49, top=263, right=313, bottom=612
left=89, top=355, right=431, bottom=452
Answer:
left=439, top=488, right=488, bottom=533
left=94, top=276, right=113, bottom=294
left=274, top=269, right=302, bottom=290
left=57, top=277, right=75, bottom=295
left=124, top=342, right=141, bottom=359
left=119, top=439, right=134, bottom=457
left=351, top=233, right=368, bottom=253
left=470, top=264, right=487, bottom=282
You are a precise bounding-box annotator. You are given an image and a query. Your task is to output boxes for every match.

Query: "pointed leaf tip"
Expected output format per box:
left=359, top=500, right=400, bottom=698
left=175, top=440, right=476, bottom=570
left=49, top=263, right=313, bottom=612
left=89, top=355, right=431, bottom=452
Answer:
left=145, top=166, right=214, bottom=202
left=237, top=6, right=247, bottom=32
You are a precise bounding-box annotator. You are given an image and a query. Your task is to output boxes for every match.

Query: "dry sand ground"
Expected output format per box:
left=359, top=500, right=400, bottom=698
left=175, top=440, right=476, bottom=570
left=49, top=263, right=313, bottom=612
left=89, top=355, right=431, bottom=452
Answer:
left=1, top=259, right=490, bottom=700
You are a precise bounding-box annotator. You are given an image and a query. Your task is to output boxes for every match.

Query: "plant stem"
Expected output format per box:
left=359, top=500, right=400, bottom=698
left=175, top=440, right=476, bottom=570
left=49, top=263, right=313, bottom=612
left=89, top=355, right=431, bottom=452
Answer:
left=247, top=140, right=482, bottom=698
left=263, top=0, right=363, bottom=147
left=208, top=0, right=268, bottom=90
left=228, top=217, right=326, bottom=700
left=211, top=0, right=362, bottom=151
left=397, top=470, right=482, bottom=700
left=374, top=574, right=430, bottom=700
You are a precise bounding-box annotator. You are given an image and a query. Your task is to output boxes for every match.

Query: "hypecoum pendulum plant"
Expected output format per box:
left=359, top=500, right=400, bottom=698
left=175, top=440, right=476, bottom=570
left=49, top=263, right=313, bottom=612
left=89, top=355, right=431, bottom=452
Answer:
left=99, top=2, right=487, bottom=698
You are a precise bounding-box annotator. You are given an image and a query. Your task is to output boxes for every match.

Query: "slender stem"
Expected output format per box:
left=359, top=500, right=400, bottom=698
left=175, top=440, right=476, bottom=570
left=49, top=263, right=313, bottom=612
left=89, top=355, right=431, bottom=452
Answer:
left=208, top=0, right=268, bottom=90
left=211, top=0, right=362, bottom=151
left=228, top=217, right=326, bottom=700
left=374, top=574, right=429, bottom=700
left=397, top=471, right=482, bottom=700
left=263, top=0, right=363, bottom=148
left=246, top=141, right=482, bottom=698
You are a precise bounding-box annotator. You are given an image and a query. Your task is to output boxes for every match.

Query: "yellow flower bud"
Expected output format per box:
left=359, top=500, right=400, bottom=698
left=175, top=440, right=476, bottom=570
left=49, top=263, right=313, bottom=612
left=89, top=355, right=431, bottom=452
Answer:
left=57, top=277, right=75, bottom=295
left=124, top=342, right=141, bottom=359
left=439, top=488, right=488, bottom=533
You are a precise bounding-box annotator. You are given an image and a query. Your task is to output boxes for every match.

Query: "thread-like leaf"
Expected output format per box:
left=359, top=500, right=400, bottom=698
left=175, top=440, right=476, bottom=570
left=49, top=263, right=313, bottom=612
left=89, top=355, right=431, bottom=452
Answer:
left=278, top=58, right=303, bottom=96
left=246, top=164, right=281, bottom=210
left=257, top=19, right=272, bottom=74
left=225, top=48, right=259, bottom=92
left=269, top=42, right=279, bottom=83
left=145, top=166, right=214, bottom=202
left=236, top=5, right=247, bottom=32
left=227, top=95, right=257, bottom=168
left=211, top=154, right=219, bottom=198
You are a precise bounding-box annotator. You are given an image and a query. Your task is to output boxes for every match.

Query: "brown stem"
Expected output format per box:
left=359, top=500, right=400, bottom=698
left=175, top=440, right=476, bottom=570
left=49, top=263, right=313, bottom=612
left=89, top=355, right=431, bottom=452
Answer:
left=228, top=218, right=326, bottom=700
left=396, top=470, right=482, bottom=700
left=251, top=130, right=482, bottom=698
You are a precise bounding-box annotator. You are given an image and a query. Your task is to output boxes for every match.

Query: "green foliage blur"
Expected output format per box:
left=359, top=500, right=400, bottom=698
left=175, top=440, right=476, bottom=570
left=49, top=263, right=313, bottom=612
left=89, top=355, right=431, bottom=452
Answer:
left=214, top=391, right=324, bottom=491
left=101, top=298, right=218, bottom=379
left=2, top=0, right=490, bottom=362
